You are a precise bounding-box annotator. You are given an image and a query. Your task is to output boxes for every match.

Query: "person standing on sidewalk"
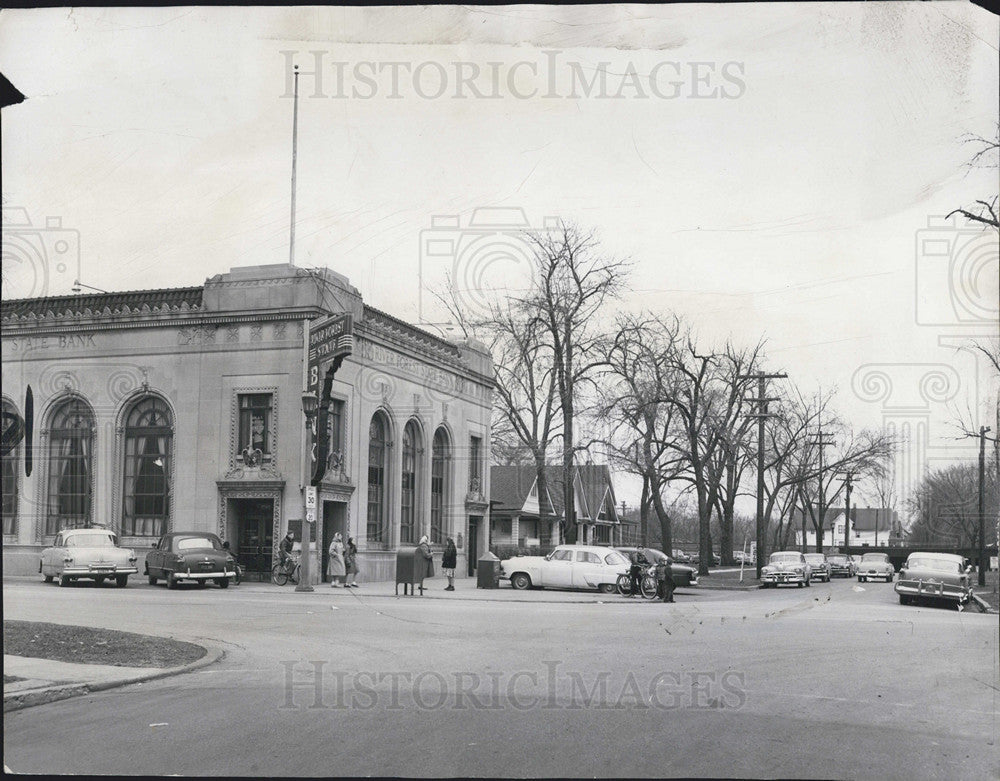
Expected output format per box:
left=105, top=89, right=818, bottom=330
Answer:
left=442, top=537, right=457, bottom=591
left=328, top=533, right=346, bottom=587
left=416, top=535, right=435, bottom=591
left=344, top=537, right=359, bottom=587
left=657, top=555, right=676, bottom=603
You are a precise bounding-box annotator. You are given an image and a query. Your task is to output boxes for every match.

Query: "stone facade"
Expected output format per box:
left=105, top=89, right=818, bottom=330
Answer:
left=1, top=264, right=493, bottom=583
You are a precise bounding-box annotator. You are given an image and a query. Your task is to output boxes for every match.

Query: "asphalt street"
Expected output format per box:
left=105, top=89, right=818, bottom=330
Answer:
left=3, top=576, right=998, bottom=779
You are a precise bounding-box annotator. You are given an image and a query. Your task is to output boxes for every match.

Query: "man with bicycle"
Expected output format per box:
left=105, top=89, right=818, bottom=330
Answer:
left=629, top=548, right=650, bottom=597
left=278, top=531, right=296, bottom=573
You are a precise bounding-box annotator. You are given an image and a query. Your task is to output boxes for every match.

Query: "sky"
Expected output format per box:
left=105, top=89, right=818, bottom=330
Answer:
left=2, top=4, right=998, bottom=511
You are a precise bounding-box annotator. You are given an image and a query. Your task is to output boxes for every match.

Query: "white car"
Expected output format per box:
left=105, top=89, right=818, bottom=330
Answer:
left=760, top=551, right=812, bottom=588
left=500, top=544, right=630, bottom=593
left=40, top=527, right=139, bottom=587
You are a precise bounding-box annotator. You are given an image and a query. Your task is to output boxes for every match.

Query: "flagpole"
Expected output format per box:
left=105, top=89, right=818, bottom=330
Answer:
left=289, top=64, right=299, bottom=267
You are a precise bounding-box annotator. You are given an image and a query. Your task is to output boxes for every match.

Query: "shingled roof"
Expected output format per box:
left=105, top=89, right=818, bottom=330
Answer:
left=490, top=464, right=618, bottom=523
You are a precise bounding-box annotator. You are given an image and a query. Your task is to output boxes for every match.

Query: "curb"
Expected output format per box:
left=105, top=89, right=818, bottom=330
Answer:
left=3, top=641, right=225, bottom=713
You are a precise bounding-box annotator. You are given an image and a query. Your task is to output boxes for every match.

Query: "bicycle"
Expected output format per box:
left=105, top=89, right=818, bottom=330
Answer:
left=616, top=566, right=659, bottom=599
left=271, top=555, right=300, bottom=586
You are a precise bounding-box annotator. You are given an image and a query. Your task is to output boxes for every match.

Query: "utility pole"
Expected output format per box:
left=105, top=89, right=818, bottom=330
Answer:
left=977, top=425, right=991, bottom=587
left=808, top=425, right=836, bottom=553
left=738, top=371, right=788, bottom=579
left=619, top=500, right=628, bottom=547
left=837, top=471, right=856, bottom=555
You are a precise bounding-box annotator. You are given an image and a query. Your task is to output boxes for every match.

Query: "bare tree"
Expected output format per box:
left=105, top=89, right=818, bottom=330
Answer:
left=947, top=123, right=1000, bottom=230
left=520, top=224, right=630, bottom=544
left=602, top=313, right=687, bottom=555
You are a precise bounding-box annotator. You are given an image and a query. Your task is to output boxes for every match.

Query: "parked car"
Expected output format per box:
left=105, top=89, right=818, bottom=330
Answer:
left=804, top=553, right=831, bottom=582
left=691, top=551, right=720, bottom=566
left=500, top=544, right=630, bottom=593
left=895, top=552, right=975, bottom=608
left=827, top=554, right=856, bottom=578
left=671, top=549, right=693, bottom=564
left=615, top=547, right=699, bottom=587
left=733, top=551, right=754, bottom=565
left=145, top=532, right=239, bottom=589
left=856, top=552, right=894, bottom=582
left=40, top=527, right=138, bottom=587
left=760, top=551, right=812, bottom=588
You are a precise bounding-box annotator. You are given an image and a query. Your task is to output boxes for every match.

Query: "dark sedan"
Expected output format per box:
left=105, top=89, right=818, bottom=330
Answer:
left=614, top=547, right=698, bottom=587
left=895, top=552, right=975, bottom=608
left=145, top=532, right=238, bottom=589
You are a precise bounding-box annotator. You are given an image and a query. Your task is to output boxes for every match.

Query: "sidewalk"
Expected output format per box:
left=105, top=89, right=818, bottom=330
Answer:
left=3, top=643, right=223, bottom=712
left=260, top=574, right=725, bottom=602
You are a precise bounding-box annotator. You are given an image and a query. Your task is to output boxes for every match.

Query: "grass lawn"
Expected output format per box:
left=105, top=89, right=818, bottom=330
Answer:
left=3, top=621, right=206, bottom=668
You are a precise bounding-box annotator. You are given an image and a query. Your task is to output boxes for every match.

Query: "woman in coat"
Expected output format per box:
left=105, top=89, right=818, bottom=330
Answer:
left=416, top=535, right=435, bottom=582
left=328, top=532, right=346, bottom=587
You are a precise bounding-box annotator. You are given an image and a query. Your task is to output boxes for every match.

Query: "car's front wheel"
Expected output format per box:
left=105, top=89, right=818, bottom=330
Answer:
left=94, top=576, right=106, bottom=586
left=510, top=573, right=532, bottom=590
left=216, top=577, right=230, bottom=589
left=598, top=583, right=616, bottom=594
left=148, top=573, right=157, bottom=585
left=43, top=575, right=54, bottom=583
left=115, top=575, right=128, bottom=588
left=59, top=575, right=71, bottom=587
left=166, top=572, right=178, bottom=590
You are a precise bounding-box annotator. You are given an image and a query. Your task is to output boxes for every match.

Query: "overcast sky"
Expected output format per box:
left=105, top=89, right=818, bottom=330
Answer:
left=2, top=4, right=997, bottom=508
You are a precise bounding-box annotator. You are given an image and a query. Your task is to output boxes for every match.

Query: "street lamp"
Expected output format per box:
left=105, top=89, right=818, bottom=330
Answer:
left=297, top=391, right=319, bottom=593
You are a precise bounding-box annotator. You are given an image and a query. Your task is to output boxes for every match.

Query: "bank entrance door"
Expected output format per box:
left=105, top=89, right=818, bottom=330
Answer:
left=234, top=498, right=274, bottom=581
left=468, top=516, right=481, bottom=576
left=321, top=501, right=347, bottom=582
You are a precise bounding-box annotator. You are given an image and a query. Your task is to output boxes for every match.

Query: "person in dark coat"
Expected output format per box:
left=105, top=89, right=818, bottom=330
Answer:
left=657, top=555, right=676, bottom=603
left=629, top=548, right=649, bottom=596
left=416, top=535, right=435, bottom=585
left=442, top=537, right=458, bottom=591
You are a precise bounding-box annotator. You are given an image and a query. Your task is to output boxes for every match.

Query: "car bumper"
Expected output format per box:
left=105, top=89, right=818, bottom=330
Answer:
left=895, top=580, right=971, bottom=602
left=761, top=573, right=806, bottom=584
left=63, top=566, right=138, bottom=576
left=859, top=571, right=891, bottom=579
left=171, top=569, right=236, bottom=581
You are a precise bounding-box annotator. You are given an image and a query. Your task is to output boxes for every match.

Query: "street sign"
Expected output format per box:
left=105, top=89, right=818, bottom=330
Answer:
left=305, top=486, right=317, bottom=523
left=308, top=313, right=354, bottom=395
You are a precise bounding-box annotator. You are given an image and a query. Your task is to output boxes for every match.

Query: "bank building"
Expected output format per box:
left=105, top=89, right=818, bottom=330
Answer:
left=1, top=264, right=494, bottom=582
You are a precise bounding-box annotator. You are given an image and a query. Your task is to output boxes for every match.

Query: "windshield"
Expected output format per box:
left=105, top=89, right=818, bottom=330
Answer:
left=860, top=554, right=887, bottom=563
left=769, top=553, right=801, bottom=564
left=65, top=533, right=115, bottom=548
left=907, top=557, right=960, bottom=572
left=175, top=537, right=221, bottom=551
left=804, top=555, right=825, bottom=564
left=828, top=556, right=847, bottom=564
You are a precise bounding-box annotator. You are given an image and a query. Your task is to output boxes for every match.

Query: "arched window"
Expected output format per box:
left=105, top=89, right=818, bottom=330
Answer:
left=367, top=413, right=388, bottom=544
left=400, top=420, right=421, bottom=545
left=431, top=428, right=450, bottom=545
left=2, top=400, right=20, bottom=535
left=123, top=396, right=172, bottom=537
left=47, top=398, right=94, bottom=534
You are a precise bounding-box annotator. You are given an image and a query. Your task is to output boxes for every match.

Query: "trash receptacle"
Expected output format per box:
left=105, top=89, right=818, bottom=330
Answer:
left=396, top=546, right=421, bottom=595
left=477, top=551, right=501, bottom=589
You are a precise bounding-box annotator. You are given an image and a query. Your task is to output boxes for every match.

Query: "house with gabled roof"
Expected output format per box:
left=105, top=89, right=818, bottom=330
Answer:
left=489, top=463, right=624, bottom=548
left=794, top=505, right=901, bottom=549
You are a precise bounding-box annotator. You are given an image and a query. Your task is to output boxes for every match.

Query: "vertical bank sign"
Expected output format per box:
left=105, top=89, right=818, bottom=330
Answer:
left=308, top=313, right=354, bottom=395
left=308, top=313, right=354, bottom=485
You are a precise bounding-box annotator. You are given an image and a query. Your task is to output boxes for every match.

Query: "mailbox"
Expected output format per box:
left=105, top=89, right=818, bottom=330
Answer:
left=395, top=546, right=423, bottom=596
left=477, top=551, right=502, bottom=589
